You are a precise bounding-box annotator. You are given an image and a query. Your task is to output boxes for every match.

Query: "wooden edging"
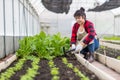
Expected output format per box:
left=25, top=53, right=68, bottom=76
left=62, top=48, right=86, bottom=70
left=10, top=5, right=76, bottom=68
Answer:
left=0, top=54, right=17, bottom=72
left=75, top=54, right=116, bottom=80
left=95, top=52, right=120, bottom=74
left=100, top=41, right=120, bottom=50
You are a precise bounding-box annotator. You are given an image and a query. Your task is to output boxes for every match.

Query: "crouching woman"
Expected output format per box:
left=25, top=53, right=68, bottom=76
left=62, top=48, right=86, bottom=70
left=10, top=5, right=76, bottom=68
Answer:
left=70, top=7, right=99, bottom=63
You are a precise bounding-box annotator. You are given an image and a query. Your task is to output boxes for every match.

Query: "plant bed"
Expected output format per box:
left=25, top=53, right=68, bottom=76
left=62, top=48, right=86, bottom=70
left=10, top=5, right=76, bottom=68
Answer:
left=54, top=55, right=99, bottom=80
left=103, top=36, right=120, bottom=41
left=9, top=60, right=32, bottom=80
left=102, top=36, right=120, bottom=45
left=34, top=59, right=52, bottom=80
left=0, top=55, right=99, bottom=80
left=96, top=45, right=120, bottom=60
left=0, top=32, right=100, bottom=80
left=102, top=40, right=120, bottom=45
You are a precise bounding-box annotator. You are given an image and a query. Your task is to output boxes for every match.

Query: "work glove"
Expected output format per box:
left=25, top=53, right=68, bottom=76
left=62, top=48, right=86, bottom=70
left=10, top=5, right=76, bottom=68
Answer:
left=71, top=44, right=76, bottom=50
left=75, top=43, right=83, bottom=52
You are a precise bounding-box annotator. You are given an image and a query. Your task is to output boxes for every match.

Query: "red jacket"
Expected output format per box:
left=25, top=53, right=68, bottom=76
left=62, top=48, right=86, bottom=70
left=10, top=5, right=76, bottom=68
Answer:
left=71, top=20, right=96, bottom=45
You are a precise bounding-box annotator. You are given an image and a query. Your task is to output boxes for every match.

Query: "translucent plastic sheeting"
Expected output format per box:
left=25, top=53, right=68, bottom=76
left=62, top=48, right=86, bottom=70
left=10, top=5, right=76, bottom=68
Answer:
left=29, top=0, right=45, bottom=15
left=111, top=7, right=120, bottom=16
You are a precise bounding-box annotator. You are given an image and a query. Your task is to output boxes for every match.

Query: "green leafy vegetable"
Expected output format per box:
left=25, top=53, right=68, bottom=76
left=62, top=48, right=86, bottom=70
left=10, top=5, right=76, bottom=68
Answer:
left=17, top=31, right=70, bottom=60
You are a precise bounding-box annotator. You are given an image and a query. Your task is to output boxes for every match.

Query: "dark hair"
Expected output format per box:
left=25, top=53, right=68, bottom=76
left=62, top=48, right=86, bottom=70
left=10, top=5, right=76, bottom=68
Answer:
left=74, top=7, right=86, bottom=19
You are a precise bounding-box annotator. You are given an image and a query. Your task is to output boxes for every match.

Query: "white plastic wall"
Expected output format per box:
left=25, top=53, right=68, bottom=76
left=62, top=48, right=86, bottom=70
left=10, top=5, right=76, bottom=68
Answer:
left=14, top=0, right=20, bottom=36
left=5, top=0, right=14, bottom=55
left=0, top=0, right=4, bottom=36
left=0, top=0, right=40, bottom=59
left=87, top=11, right=114, bottom=36
left=114, top=15, right=120, bottom=36
left=0, top=0, right=5, bottom=58
left=14, top=0, right=20, bottom=53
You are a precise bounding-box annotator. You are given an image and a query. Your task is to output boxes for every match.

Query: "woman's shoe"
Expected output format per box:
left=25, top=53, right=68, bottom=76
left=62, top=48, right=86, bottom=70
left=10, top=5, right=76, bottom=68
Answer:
left=88, top=53, right=94, bottom=63
left=83, top=53, right=88, bottom=60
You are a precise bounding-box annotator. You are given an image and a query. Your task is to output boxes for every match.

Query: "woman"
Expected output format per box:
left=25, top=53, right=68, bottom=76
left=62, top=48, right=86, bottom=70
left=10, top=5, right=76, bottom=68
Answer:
left=70, top=7, right=99, bottom=63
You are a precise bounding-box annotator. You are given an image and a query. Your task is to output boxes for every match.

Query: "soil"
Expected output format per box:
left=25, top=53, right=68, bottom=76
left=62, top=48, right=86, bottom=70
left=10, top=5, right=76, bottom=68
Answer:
left=54, top=57, right=80, bottom=80
left=67, top=55, right=98, bottom=80
left=34, top=59, right=52, bottom=80
left=96, top=46, right=120, bottom=59
left=0, top=55, right=99, bottom=80
left=54, top=55, right=99, bottom=80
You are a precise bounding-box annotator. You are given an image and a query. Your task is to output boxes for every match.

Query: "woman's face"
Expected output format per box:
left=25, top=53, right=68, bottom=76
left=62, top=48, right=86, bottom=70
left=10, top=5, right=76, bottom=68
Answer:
left=75, top=16, right=85, bottom=25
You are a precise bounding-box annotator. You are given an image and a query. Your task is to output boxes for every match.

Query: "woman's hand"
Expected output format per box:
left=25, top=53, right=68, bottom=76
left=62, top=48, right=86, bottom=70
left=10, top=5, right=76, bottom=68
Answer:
left=75, top=43, right=83, bottom=52
left=75, top=42, right=86, bottom=52
left=71, top=44, right=76, bottom=50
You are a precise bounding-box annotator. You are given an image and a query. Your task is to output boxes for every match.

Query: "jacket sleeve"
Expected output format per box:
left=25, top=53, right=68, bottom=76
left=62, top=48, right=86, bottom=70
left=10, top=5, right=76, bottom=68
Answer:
left=70, top=24, right=77, bottom=45
left=83, top=23, right=96, bottom=44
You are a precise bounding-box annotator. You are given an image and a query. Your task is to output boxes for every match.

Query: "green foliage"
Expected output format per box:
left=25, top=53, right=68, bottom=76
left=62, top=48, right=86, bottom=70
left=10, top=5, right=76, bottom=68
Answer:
left=0, top=58, right=26, bottom=80
left=52, top=76, right=60, bottom=80
left=51, top=68, right=59, bottom=75
left=73, top=67, right=80, bottom=73
left=62, top=57, right=68, bottom=64
left=48, top=60, right=60, bottom=80
left=100, top=45, right=106, bottom=49
left=67, top=63, right=73, bottom=69
left=103, top=36, right=120, bottom=41
left=17, top=31, right=70, bottom=60
left=20, top=57, right=40, bottom=80
left=48, top=60, right=55, bottom=67
left=62, top=57, right=89, bottom=80
left=117, top=56, right=120, bottom=60
left=17, top=36, right=34, bottom=57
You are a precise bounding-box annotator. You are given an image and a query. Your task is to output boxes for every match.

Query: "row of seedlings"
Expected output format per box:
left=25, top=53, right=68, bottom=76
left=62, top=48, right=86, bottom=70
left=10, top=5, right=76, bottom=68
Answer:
left=62, top=57, right=89, bottom=80
left=0, top=58, right=27, bottom=80
left=20, top=56, right=40, bottom=80
left=48, top=60, right=60, bottom=80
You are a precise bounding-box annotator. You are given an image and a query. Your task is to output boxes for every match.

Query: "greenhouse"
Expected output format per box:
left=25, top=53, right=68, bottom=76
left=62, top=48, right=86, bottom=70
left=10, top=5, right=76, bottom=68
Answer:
left=0, top=0, right=120, bottom=80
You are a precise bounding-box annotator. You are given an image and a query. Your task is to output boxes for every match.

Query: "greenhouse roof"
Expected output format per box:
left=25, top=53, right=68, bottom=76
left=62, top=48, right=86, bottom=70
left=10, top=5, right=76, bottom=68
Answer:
left=29, top=0, right=45, bottom=15
left=111, top=7, right=120, bottom=16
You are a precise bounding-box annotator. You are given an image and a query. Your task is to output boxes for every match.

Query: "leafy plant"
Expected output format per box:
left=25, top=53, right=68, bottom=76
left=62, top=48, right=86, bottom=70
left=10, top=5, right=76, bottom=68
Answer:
left=62, top=57, right=68, bottom=64
left=73, top=67, right=79, bottom=73
left=17, top=31, right=70, bottom=60
left=51, top=68, right=59, bottom=75
left=17, top=37, right=34, bottom=57
left=52, top=76, right=60, bottom=80
left=67, top=63, right=73, bottom=69
left=48, top=60, right=55, bottom=67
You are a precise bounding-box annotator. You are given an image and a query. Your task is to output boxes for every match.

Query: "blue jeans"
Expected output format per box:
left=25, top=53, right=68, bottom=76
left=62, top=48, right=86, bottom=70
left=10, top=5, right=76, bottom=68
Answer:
left=80, top=38, right=99, bottom=54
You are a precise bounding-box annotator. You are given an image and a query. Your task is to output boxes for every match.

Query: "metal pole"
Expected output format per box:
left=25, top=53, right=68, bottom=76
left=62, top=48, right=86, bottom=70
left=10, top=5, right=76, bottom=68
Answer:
left=18, top=0, right=20, bottom=40
left=12, top=0, right=15, bottom=53
left=31, top=15, right=34, bottom=36
left=23, top=1, right=28, bottom=37
left=3, top=0, right=6, bottom=56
